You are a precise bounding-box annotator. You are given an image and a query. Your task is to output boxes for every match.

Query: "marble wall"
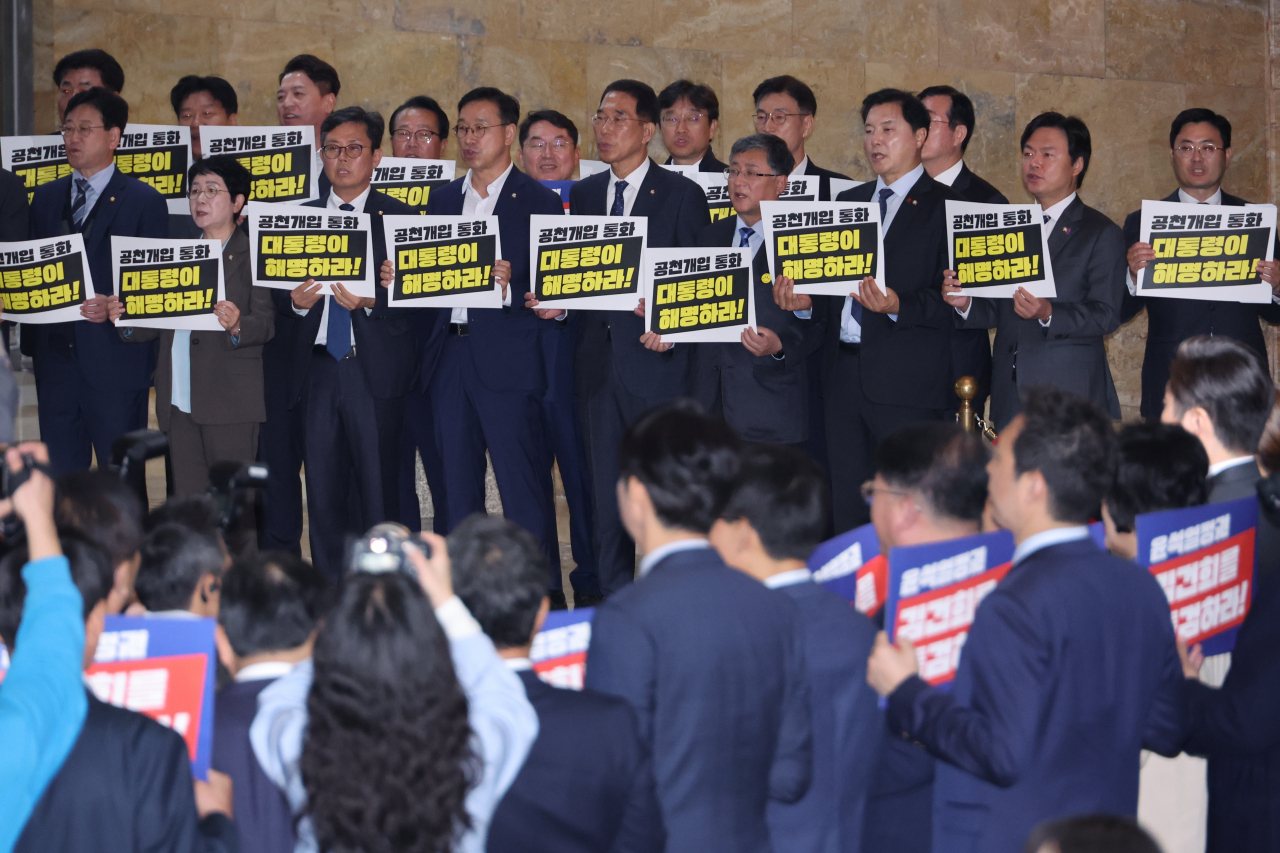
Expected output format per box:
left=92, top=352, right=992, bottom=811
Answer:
left=36, top=0, right=1280, bottom=418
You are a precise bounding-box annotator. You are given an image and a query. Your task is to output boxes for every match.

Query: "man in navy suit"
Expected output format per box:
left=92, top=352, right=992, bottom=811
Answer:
left=286, top=106, right=417, bottom=579
left=585, top=403, right=812, bottom=853
left=712, top=443, right=882, bottom=853
left=449, top=513, right=664, bottom=853
left=867, top=387, right=1186, bottom=853
left=28, top=87, right=168, bottom=476
left=752, top=76, right=850, bottom=202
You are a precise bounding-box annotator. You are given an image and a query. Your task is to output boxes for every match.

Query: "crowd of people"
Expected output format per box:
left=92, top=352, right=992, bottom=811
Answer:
left=0, top=44, right=1279, bottom=853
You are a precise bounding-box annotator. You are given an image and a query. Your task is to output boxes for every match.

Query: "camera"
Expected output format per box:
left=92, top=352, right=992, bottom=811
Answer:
left=1, top=451, right=51, bottom=498
left=349, top=522, right=429, bottom=576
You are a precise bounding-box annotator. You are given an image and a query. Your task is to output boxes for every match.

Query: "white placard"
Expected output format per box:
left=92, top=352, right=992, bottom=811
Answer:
left=660, top=163, right=698, bottom=178
left=760, top=200, right=885, bottom=297
left=0, top=234, right=95, bottom=324
left=1135, top=199, right=1276, bottom=304
left=643, top=246, right=754, bottom=343
left=1, top=135, right=68, bottom=204
left=779, top=175, right=818, bottom=201
left=578, top=159, right=609, bottom=178
left=947, top=200, right=1056, bottom=299
left=199, top=126, right=317, bottom=204
left=829, top=178, right=867, bottom=198
left=116, top=125, right=194, bottom=215
left=528, top=214, right=646, bottom=310
left=383, top=215, right=503, bottom=309
left=246, top=201, right=373, bottom=297
left=112, top=236, right=226, bottom=331
left=370, top=157, right=456, bottom=212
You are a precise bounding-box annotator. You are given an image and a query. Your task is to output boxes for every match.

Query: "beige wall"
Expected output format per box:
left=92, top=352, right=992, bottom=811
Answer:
left=37, top=0, right=1280, bottom=417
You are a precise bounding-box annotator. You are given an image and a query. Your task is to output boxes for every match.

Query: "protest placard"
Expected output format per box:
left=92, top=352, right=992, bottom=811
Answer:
left=884, top=529, right=1016, bottom=687
left=539, top=180, right=574, bottom=214
left=247, top=201, right=373, bottom=297
left=778, top=175, right=817, bottom=201
left=530, top=608, right=595, bottom=690
left=114, top=125, right=194, bottom=215
left=661, top=163, right=698, bottom=179
left=1, top=135, right=69, bottom=204
left=1135, top=200, right=1276, bottom=303
left=112, top=237, right=225, bottom=331
left=199, top=126, right=317, bottom=204
left=830, top=178, right=867, bottom=198
left=384, top=215, right=501, bottom=308
left=529, top=214, right=646, bottom=310
left=643, top=246, right=753, bottom=343
left=0, top=234, right=94, bottom=323
left=948, top=201, right=1056, bottom=298
left=761, top=200, right=885, bottom=296
left=370, top=157, right=455, bottom=214
left=692, top=172, right=734, bottom=223
left=578, top=160, right=609, bottom=178
left=808, top=522, right=886, bottom=617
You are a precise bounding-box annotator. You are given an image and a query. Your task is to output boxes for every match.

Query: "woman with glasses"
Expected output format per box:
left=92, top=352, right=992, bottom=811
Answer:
left=110, top=155, right=274, bottom=495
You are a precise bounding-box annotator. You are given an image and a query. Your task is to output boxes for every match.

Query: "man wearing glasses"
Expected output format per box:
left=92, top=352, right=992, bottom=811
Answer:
left=28, top=87, right=168, bottom=475
left=1121, top=108, right=1280, bottom=419
left=752, top=75, right=851, bottom=202
left=389, top=96, right=449, bottom=160
left=519, top=110, right=579, bottom=182
left=658, top=80, right=725, bottom=172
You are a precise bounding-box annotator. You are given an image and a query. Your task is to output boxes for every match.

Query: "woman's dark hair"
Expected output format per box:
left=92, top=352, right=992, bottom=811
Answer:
left=1021, top=111, right=1092, bottom=187
left=64, top=87, right=128, bottom=133
left=658, top=80, right=720, bottom=122
left=720, top=445, right=828, bottom=561
left=1025, top=814, right=1161, bottom=853
left=0, top=528, right=114, bottom=650
left=302, top=572, right=476, bottom=853
left=729, top=134, right=795, bottom=179
left=1170, top=107, right=1231, bottom=149
left=450, top=514, right=548, bottom=649
left=917, top=84, right=975, bottom=153
left=55, top=469, right=144, bottom=568
left=1168, top=335, right=1274, bottom=455
left=860, top=88, right=930, bottom=134
left=391, top=96, right=450, bottom=137
left=457, top=87, right=520, bottom=128
left=875, top=421, right=990, bottom=524
left=187, top=156, right=252, bottom=213
left=218, top=552, right=331, bottom=658
left=279, top=54, right=340, bottom=96
left=752, top=75, right=818, bottom=115
left=1013, top=386, right=1118, bottom=525
left=518, top=110, right=579, bottom=147
left=1105, top=423, right=1209, bottom=533
left=599, top=80, right=659, bottom=124
left=169, top=75, right=239, bottom=118
left=321, top=106, right=385, bottom=151
left=53, top=49, right=124, bottom=93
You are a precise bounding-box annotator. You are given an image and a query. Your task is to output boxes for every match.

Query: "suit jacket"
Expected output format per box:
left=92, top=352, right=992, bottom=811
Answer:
left=585, top=545, right=813, bottom=853
left=767, top=579, right=883, bottom=853
left=945, top=164, right=1005, bottom=406
left=950, top=163, right=1009, bottom=205
left=1121, top=190, right=1280, bottom=419
left=486, top=669, right=665, bottom=853
left=283, top=187, right=418, bottom=403
left=120, top=228, right=274, bottom=428
left=16, top=693, right=237, bottom=853
left=804, top=158, right=852, bottom=202
left=691, top=217, right=824, bottom=443
left=959, top=195, right=1126, bottom=428
left=887, top=538, right=1185, bottom=853
left=831, top=173, right=961, bottom=410
left=0, top=166, right=29, bottom=242
left=569, top=160, right=710, bottom=399
left=213, top=678, right=296, bottom=853
left=28, top=168, right=168, bottom=391
left=664, top=149, right=728, bottom=173
left=1207, top=459, right=1280, bottom=582
left=424, top=166, right=565, bottom=394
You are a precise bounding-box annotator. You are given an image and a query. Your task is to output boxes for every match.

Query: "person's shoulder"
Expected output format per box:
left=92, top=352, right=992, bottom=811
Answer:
left=506, top=167, right=565, bottom=210
left=369, top=189, right=416, bottom=217
left=115, top=170, right=166, bottom=203
left=88, top=695, right=190, bottom=760
left=31, top=174, right=71, bottom=204
left=696, top=216, right=733, bottom=247
left=808, top=161, right=851, bottom=181
left=1075, top=199, right=1123, bottom=237
left=0, top=166, right=23, bottom=190
left=964, top=169, right=1008, bottom=204
left=574, top=169, right=610, bottom=191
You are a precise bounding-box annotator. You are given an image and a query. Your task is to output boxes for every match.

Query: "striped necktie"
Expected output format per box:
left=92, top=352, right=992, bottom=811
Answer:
left=70, top=177, right=91, bottom=229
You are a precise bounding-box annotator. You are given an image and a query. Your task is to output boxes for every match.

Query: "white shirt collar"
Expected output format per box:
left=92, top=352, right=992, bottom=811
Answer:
left=235, top=660, right=302, bottom=683
left=143, top=609, right=200, bottom=619
left=606, top=157, right=650, bottom=210
left=1177, top=187, right=1222, bottom=206
left=933, top=159, right=965, bottom=187
left=763, top=567, right=813, bottom=589
left=790, top=155, right=810, bottom=177
left=637, top=537, right=709, bottom=578
left=1012, top=525, right=1091, bottom=566
left=1208, top=455, right=1257, bottom=478
left=874, top=162, right=925, bottom=199
left=463, top=160, right=515, bottom=203
left=1041, top=192, right=1078, bottom=231
left=327, top=184, right=372, bottom=212
left=504, top=657, right=533, bottom=672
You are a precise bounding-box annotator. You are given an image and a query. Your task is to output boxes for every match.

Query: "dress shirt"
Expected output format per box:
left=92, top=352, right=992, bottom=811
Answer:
left=1011, top=525, right=1091, bottom=566
left=636, top=537, right=710, bottom=578
left=1125, top=187, right=1225, bottom=296
left=70, top=163, right=116, bottom=223
left=234, top=660, right=301, bottom=683
left=839, top=163, right=921, bottom=342
left=763, top=567, right=813, bottom=589
left=932, top=159, right=965, bottom=187
left=452, top=162, right=515, bottom=324
left=504, top=657, right=534, bottom=672
left=297, top=186, right=372, bottom=347
left=1208, top=455, right=1258, bottom=478
left=790, top=156, right=810, bottom=177
left=606, top=157, right=650, bottom=218
left=734, top=215, right=764, bottom=261
left=170, top=235, right=233, bottom=413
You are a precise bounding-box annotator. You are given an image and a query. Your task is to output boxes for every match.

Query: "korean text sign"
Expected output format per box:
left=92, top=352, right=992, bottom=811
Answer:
left=947, top=201, right=1057, bottom=298
left=1, top=135, right=68, bottom=204
left=384, top=215, right=501, bottom=308
left=1136, top=200, right=1276, bottom=303
left=199, top=126, right=317, bottom=204
left=529, top=215, right=646, bottom=309
left=539, top=180, right=575, bottom=214
left=247, top=202, right=373, bottom=297
left=761, top=201, right=885, bottom=297
left=112, top=237, right=225, bottom=331
left=530, top=608, right=595, bottom=690
left=691, top=173, right=734, bottom=223
left=0, top=235, right=94, bottom=323
left=808, top=522, right=886, bottom=617
left=114, top=125, right=194, bottom=214
left=371, top=158, right=456, bottom=214
left=644, top=247, right=753, bottom=342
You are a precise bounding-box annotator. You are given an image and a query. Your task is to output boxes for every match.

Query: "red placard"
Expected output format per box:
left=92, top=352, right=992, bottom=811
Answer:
left=1149, top=528, right=1254, bottom=647
left=84, top=652, right=209, bottom=763
left=893, top=561, right=1012, bottom=686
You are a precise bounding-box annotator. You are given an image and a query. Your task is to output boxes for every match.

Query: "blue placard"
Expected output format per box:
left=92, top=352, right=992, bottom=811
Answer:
left=530, top=606, right=594, bottom=690
left=539, top=180, right=575, bottom=213
left=807, top=522, right=884, bottom=614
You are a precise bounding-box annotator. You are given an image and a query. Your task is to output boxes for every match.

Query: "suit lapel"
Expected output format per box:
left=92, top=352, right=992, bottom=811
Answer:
left=953, top=164, right=972, bottom=196
left=884, top=173, right=932, bottom=247
left=83, top=169, right=127, bottom=252
left=628, top=160, right=663, bottom=219
left=1047, top=196, right=1084, bottom=257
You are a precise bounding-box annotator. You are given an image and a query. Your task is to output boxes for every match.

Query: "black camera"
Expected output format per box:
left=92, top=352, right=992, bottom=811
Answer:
left=1, top=451, right=51, bottom=498
left=349, top=522, right=429, bottom=577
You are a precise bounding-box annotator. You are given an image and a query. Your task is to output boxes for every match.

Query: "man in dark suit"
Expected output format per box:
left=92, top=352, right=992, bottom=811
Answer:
left=658, top=80, right=726, bottom=172
left=53, top=49, right=124, bottom=127
left=713, top=444, right=882, bottom=853
left=28, top=87, right=168, bottom=476
left=287, top=106, right=417, bottom=579
left=867, top=387, right=1186, bottom=853
left=547, top=79, right=710, bottom=596
left=449, top=513, right=664, bottom=853
left=167, top=75, right=240, bottom=240
left=944, top=112, right=1126, bottom=430
left=752, top=75, right=850, bottom=202
left=585, top=404, right=812, bottom=853
left=1122, top=108, right=1280, bottom=420
left=0, top=166, right=29, bottom=361
left=692, top=133, right=823, bottom=445
left=419, top=87, right=567, bottom=597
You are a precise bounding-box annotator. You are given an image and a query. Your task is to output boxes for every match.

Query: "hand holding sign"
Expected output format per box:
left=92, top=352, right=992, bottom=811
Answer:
left=867, top=630, right=918, bottom=697
left=214, top=301, right=240, bottom=334
left=851, top=276, right=899, bottom=314
left=942, top=270, right=970, bottom=312
left=292, top=280, right=323, bottom=310
left=1012, top=287, right=1052, bottom=321
left=81, top=294, right=110, bottom=323
left=1127, top=240, right=1155, bottom=280
left=523, top=292, right=566, bottom=320
left=331, top=283, right=373, bottom=312
left=1177, top=637, right=1204, bottom=679
left=494, top=259, right=511, bottom=301
left=741, top=325, right=782, bottom=356
left=772, top=274, right=811, bottom=312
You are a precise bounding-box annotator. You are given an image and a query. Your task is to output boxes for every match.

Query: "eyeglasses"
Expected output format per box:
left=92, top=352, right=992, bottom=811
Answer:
left=662, top=112, right=706, bottom=127
left=860, top=480, right=911, bottom=505
left=453, top=123, right=512, bottom=139
left=59, top=124, right=105, bottom=138
left=392, top=129, right=440, bottom=144
left=1174, top=144, right=1224, bottom=158
left=753, top=110, right=811, bottom=128
left=725, top=168, right=781, bottom=181
left=591, top=114, right=644, bottom=129
left=321, top=143, right=366, bottom=159
left=187, top=186, right=230, bottom=200
left=523, top=138, right=575, bottom=152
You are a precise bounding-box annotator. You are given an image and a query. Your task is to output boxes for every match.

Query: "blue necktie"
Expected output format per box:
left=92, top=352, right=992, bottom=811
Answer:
left=739, top=226, right=753, bottom=248
left=70, top=177, right=90, bottom=229
left=878, top=186, right=894, bottom=227
left=326, top=202, right=356, bottom=360
left=610, top=180, right=628, bottom=216
left=1044, top=213, right=1050, bottom=224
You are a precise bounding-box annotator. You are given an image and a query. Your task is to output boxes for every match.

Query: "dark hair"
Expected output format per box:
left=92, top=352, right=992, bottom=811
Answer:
left=134, top=523, right=226, bottom=613
left=1257, top=392, right=1280, bottom=475
left=1168, top=335, right=1274, bottom=454
left=729, top=134, right=795, bottom=178
left=1170, top=108, right=1231, bottom=150
left=1105, top=423, right=1209, bottom=533
left=720, top=445, right=828, bottom=561
left=53, top=49, right=124, bottom=93
left=302, top=572, right=476, bottom=853
left=218, top=552, right=330, bottom=658
left=188, top=155, right=251, bottom=210
left=1013, top=387, right=1118, bottom=525
left=64, top=87, right=128, bottom=133
left=169, top=75, right=238, bottom=119
left=321, top=106, right=385, bottom=151
left=55, top=469, right=144, bottom=568
left=518, top=109, right=579, bottom=147
left=618, top=401, right=742, bottom=534
left=875, top=422, right=990, bottom=523
left=0, top=529, right=115, bottom=650
left=457, top=87, right=520, bottom=128
left=860, top=88, right=930, bottom=134
left=390, top=96, right=449, bottom=137
left=146, top=494, right=222, bottom=537
left=752, top=76, right=817, bottom=116
left=450, top=514, right=548, bottom=649
left=657, top=80, right=720, bottom=122
left=279, top=54, right=340, bottom=97
left=599, top=80, right=659, bottom=125
left=918, top=84, right=975, bottom=153
left=1025, top=814, right=1162, bottom=853
left=1021, top=112, right=1092, bottom=188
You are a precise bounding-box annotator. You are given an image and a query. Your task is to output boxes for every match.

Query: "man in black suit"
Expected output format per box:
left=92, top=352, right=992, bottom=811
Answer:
left=287, top=106, right=417, bottom=579
left=0, top=166, right=28, bottom=363
left=692, top=133, right=823, bottom=445
left=53, top=49, right=124, bottom=127
left=450, top=513, right=665, bottom=853
left=1122, top=108, right=1280, bottom=420
left=752, top=75, right=850, bottom=201
left=549, top=79, right=709, bottom=596
left=658, top=79, right=726, bottom=172
left=586, top=403, right=812, bottom=853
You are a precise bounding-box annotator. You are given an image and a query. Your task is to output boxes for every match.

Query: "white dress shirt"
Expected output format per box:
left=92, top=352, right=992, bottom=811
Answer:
left=763, top=567, right=813, bottom=589
left=1125, top=187, right=1225, bottom=296
left=297, top=185, right=372, bottom=348
left=790, top=156, right=810, bottom=177
left=839, top=163, right=921, bottom=343
left=606, top=156, right=650, bottom=217
left=932, top=159, right=965, bottom=187
left=234, top=660, right=300, bottom=683
left=1208, top=455, right=1257, bottom=478
left=637, top=537, right=709, bottom=578
left=453, top=161, right=515, bottom=324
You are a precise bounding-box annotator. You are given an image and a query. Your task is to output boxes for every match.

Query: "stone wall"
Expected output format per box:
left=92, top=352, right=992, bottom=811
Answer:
left=38, top=0, right=1279, bottom=418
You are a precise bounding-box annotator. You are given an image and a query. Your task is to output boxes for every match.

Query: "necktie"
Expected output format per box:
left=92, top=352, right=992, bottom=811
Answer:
left=1044, top=214, right=1050, bottom=224
left=739, top=226, right=753, bottom=248
left=610, top=180, right=628, bottom=216
left=326, top=202, right=356, bottom=361
left=878, top=187, right=894, bottom=227
left=70, top=177, right=90, bottom=229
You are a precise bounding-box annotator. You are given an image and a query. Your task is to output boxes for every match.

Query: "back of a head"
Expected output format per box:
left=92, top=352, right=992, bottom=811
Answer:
left=134, top=523, right=225, bottom=613
left=721, top=445, right=828, bottom=561
left=1106, top=423, right=1209, bottom=533
left=1026, top=815, right=1162, bottom=853
left=875, top=421, right=990, bottom=525
left=56, top=469, right=145, bottom=569
left=619, top=402, right=743, bottom=534
left=1014, top=387, right=1118, bottom=524
left=145, top=494, right=221, bottom=537
left=218, top=552, right=330, bottom=658
left=279, top=54, right=340, bottom=96
left=1257, top=391, right=1280, bottom=475
left=449, top=514, right=548, bottom=650
left=1168, top=335, right=1274, bottom=455
left=0, top=529, right=114, bottom=650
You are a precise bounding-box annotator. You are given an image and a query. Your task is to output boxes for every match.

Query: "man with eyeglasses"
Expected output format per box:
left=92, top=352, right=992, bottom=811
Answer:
left=657, top=80, right=725, bottom=172
left=389, top=96, right=449, bottom=160
left=1121, top=108, right=1280, bottom=420
left=752, top=75, right=851, bottom=202
left=27, top=87, right=168, bottom=476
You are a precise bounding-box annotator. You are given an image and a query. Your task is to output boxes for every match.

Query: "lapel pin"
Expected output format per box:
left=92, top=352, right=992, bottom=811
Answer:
left=650, top=189, right=655, bottom=194
left=511, top=192, right=517, bottom=197
left=109, top=196, right=115, bottom=202
left=1063, top=226, right=1071, bottom=234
